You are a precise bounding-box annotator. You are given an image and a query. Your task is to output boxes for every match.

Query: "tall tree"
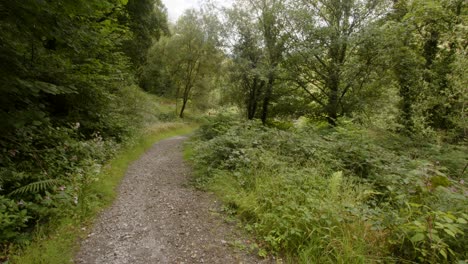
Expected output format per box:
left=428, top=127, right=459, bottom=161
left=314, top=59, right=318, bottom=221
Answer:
left=386, top=0, right=466, bottom=134
left=285, top=0, right=389, bottom=125
left=225, top=0, right=287, bottom=124
left=226, top=5, right=266, bottom=120
left=148, top=9, right=222, bottom=118
left=251, top=0, right=287, bottom=124
left=123, top=0, right=169, bottom=77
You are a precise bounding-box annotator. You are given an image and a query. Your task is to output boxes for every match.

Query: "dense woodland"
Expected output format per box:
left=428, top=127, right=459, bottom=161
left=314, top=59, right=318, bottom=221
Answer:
left=0, top=0, right=467, bottom=263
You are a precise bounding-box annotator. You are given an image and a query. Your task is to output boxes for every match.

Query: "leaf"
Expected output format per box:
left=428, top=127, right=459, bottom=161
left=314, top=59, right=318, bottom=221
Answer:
left=439, top=249, right=447, bottom=259
left=410, top=233, right=425, bottom=242
left=8, top=179, right=61, bottom=196
left=443, top=228, right=456, bottom=238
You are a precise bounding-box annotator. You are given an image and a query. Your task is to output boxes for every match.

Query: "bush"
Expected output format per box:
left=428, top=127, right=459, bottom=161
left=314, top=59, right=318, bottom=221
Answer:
left=0, top=122, right=117, bottom=246
left=189, top=117, right=468, bottom=262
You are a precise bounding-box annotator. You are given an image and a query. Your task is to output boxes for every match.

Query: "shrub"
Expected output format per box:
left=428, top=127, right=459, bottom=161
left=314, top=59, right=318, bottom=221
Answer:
left=189, top=117, right=468, bottom=262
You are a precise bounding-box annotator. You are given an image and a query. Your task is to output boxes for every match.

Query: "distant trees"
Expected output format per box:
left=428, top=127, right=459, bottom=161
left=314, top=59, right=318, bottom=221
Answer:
left=226, top=5, right=265, bottom=120
left=225, top=0, right=287, bottom=123
left=133, top=0, right=466, bottom=137
left=225, top=0, right=392, bottom=125
left=146, top=9, right=223, bottom=118
left=215, top=0, right=466, bottom=137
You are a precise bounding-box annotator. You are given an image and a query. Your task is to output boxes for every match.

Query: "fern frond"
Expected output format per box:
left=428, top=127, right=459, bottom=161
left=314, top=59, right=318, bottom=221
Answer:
left=8, top=179, right=61, bottom=196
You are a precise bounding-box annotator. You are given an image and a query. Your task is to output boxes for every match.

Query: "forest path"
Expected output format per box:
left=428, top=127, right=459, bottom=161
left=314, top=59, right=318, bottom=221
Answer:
left=75, top=136, right=268, bottom=264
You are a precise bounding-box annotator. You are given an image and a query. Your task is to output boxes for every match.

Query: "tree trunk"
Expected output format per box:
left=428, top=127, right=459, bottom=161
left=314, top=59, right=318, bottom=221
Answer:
left=179, top=98, right=187, bottom=118
left=247, top=78, right=257, bottom=120
left=326, top=68, right=340, bottom=126
left=247, top=77, right=262, bottom=120
left=261, top=72, right=274, bottom=125
left=179, top=83, right=191, bottom=118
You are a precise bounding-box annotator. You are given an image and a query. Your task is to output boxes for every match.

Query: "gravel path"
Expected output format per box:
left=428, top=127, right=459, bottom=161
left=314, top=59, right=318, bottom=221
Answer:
left=75, top=136, right=269, bottom=264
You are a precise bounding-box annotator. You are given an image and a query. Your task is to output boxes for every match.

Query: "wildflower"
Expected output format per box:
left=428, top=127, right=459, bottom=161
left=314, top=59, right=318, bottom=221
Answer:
left=59, top=185, right=66, bottom=191
left=74, top=196, right=78, bottom=205
left=8, top=149, right=18, bottom=157
left=18, top=200, right=24, bottom=206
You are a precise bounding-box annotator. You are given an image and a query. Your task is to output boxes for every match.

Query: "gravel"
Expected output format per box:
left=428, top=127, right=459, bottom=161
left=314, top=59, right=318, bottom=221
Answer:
left=75, top=136, right=271, bottom=264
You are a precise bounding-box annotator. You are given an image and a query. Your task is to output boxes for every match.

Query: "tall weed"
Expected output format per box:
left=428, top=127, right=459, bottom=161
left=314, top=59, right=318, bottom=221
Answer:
left=189, top=118, right=468, bottom=263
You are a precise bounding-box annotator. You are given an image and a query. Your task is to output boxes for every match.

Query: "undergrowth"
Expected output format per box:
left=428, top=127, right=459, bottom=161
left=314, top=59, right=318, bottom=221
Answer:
left=0, top=84, right=198, bottom=262
left=188, top=114, right=468, bottom=263
left=6, top=122, right=196, bottom=264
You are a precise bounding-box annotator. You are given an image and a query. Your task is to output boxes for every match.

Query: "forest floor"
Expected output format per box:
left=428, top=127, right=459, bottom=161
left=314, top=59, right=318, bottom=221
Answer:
left=75, top=135, right=271, bottom=264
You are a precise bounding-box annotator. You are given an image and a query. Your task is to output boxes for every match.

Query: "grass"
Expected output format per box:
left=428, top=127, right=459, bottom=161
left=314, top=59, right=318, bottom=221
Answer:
left=8, top=122, right=198, bottom=264
left=187, top=119, right=467, bottom=263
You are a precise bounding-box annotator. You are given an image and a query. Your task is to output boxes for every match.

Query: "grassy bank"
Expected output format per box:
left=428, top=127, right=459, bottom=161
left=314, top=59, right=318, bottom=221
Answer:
left=8, top=122, right=197, bottom=264
left=187, top=115, right=467, bottom=263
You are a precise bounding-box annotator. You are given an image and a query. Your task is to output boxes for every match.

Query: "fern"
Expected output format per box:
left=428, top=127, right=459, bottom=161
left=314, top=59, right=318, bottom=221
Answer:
left=8, top=179, right=61, bottom=196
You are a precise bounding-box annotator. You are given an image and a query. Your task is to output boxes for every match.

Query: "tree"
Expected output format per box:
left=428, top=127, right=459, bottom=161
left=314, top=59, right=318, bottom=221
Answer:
left=148, top=9, right=222, bottom=118
left=255, top=0, right=288, bottom=124
left=285, top=0, right=389, bottom=125
left=123, top=0, right=169, bottom=68
left=406, top=0, right=465, bottom=131
left=226, top=5, right=266, bottom=119
left=224, top=0, right=287, bottom=124
left=386, top=0, right=466, bottom=134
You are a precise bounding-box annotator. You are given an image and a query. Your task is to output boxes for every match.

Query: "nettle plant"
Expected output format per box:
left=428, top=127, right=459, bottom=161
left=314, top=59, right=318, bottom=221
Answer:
left=0, top=123, right=116, bottom=245
left=191, top=118, right=467, bottom=263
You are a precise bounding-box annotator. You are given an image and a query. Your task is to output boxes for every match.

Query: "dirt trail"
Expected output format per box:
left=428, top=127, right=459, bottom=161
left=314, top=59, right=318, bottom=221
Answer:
left=75, top=136, right=269, bottom=264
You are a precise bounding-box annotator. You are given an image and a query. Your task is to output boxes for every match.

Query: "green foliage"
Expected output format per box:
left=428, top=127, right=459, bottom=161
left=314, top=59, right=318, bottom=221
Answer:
left=8, top=123, right=196, bottom=264
left=123, top=0, right=169, bottom=68
left=143, top=9, right=224, bottom=117
left=189, top=118, right=468, bottom=262
left=8, top=180, right=61, bottom=197
left=0, top=0, right=175, bottom=255
left=282, top=0, right=390, bottom=125
left=0, top=197, right=31, bottom=242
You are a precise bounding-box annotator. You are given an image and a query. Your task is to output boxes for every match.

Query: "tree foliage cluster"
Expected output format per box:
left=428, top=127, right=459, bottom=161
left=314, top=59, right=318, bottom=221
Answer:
left=209, top=0, right=466, bottom=137
left=141, top=8, right=224, bottom=118
left=0, top=0, right=168, bottom=251
left=142, top=0, right=466, bottom=138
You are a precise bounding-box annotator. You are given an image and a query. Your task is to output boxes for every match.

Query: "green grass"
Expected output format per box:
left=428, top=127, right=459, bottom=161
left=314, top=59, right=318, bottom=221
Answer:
left=187, top=119, right=467, bottom=263
left=8, top=122, right=198, bottom=264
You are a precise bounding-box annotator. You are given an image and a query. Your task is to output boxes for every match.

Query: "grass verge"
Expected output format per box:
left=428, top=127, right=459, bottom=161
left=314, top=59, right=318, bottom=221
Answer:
left=8, top=122, right=198, bottom=264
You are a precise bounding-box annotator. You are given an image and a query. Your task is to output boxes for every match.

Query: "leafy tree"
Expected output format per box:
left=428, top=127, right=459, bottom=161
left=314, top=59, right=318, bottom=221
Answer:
left=254, top=0, right=288, bottom=124
left=147, top=9, right=223, bottom=118
left=225, top=5, right=266, bottom=119
left=407, top=0, right=466, bottom=132
left=123, top=0, right=169, bottom=68
left=285, top=0, right=389, bottom=125
left=224, top=0, right=287, bottom=124
left=386, top=0, right=466, bottom=135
